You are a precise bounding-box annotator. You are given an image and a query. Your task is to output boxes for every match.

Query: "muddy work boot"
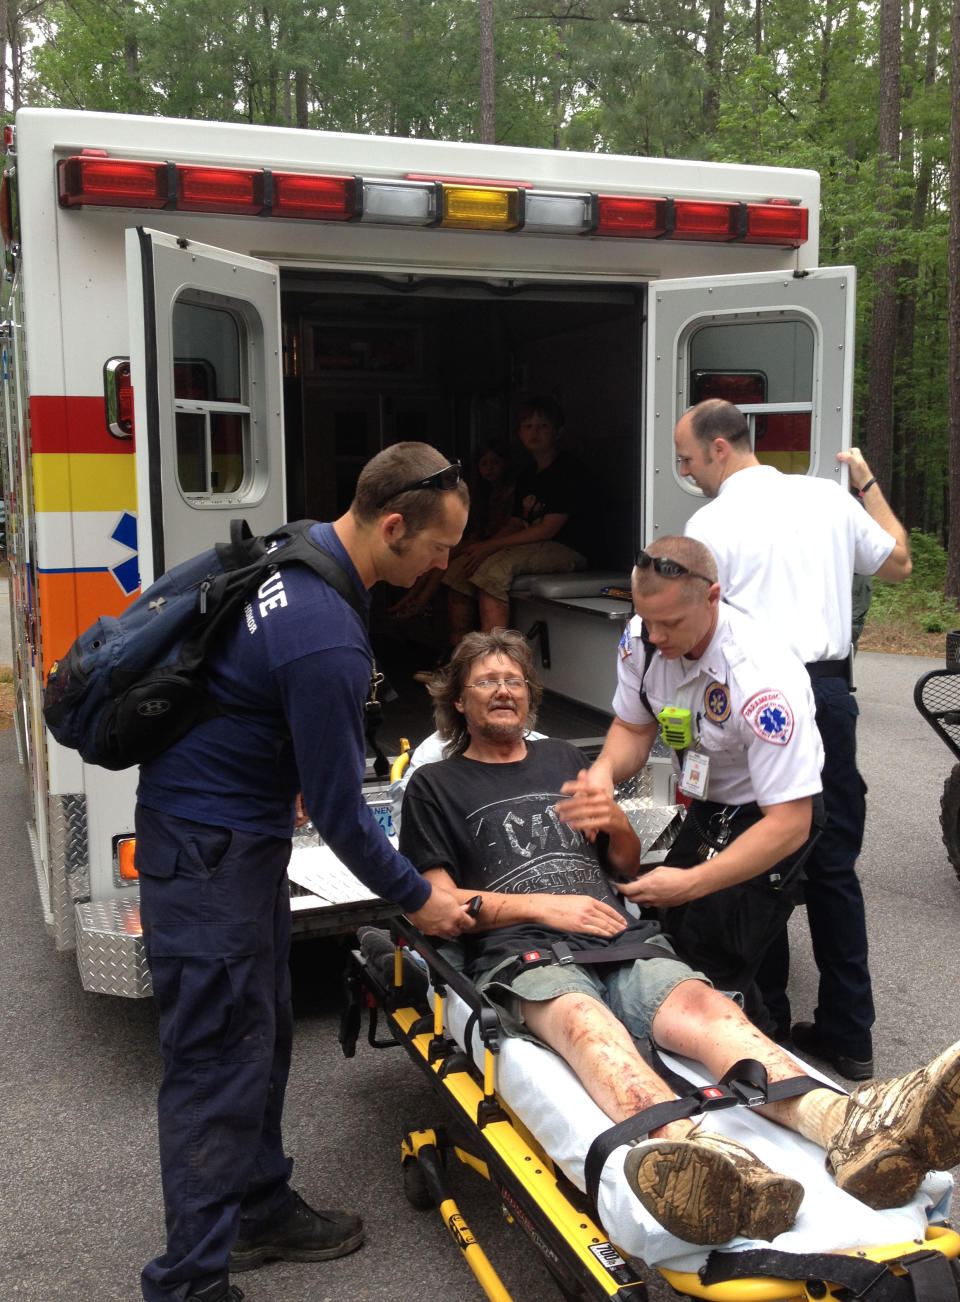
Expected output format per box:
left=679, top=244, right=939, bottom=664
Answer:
left=624, top=1130, right=803, bottom=1245
left=826, top=1039, right=960, bottom=1209
left=229, top=1191, right=364, bottom=1271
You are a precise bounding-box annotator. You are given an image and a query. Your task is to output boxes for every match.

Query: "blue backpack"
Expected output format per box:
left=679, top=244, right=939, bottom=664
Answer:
left=43, top=519, right=365, bottom=771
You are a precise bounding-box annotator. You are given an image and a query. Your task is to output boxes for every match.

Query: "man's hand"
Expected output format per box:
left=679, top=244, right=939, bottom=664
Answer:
left=836, top=446, right=873, bottom=493
left=536, top=894, right=628, bottom=937
left=460, top=539, right=497, bottom=576
left=616, top=865, right=698, bottom=908
left=408, top=881, right=477, bottom=940
left=557, top=769, right=628, bottom=842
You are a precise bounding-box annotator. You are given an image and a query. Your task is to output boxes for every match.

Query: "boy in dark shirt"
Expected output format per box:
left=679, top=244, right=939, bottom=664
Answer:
left=442, top=395, right=591, bottom=637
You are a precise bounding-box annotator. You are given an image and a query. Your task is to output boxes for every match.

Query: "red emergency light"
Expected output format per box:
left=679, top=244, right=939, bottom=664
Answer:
left=595, top=196, right=668, bottom=238
left=272, top=172, right=358, bottom=220
left=58, top=155, right=169, bottom=208
left=176, top=164, right=265, bottom=215
left=745, top=201, right=808, bottom=247
left=671, top=199, right=741, bottom=241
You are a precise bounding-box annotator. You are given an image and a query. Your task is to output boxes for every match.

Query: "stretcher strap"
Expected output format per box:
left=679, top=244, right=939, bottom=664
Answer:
left=700, top=1247, right=960, bottom=1302
left=583, top=1056, right=830, bottom=1211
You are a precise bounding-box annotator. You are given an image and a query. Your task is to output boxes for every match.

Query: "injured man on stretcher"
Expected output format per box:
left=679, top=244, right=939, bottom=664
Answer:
left=397, top=628, right=960, bottom=1248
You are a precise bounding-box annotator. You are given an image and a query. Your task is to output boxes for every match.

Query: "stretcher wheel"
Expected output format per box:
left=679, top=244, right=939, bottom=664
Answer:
left=402, top=1157, right=435, bottom=1210
left=941, top=763, right=960, bottom=881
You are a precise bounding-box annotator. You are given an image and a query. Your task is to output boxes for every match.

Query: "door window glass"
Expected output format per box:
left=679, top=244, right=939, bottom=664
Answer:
left=172, top=300, right=251, bottom=498
left=688, top=319, right=815, bottom=476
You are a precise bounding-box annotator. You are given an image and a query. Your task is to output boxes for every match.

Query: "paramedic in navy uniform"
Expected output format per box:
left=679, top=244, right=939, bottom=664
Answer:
left=588, top=536, right=824, bottom=1030
left=676, top=399, right=912, bottom=1081
left=134, top=443, right=475, bottom=1302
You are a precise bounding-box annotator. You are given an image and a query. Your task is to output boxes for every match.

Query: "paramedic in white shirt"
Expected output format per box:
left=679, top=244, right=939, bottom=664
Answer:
left=587, top=537, right=824, bottom=1032
left=676, top=398, right=912, bottom=1081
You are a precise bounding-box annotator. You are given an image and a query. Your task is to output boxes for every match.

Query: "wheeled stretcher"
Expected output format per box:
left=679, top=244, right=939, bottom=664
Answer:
left=340, top=918, right=960, bottom=1302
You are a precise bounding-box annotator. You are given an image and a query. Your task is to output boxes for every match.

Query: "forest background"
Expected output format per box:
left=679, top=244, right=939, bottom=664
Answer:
left=1, top=0, right=959, bottom=645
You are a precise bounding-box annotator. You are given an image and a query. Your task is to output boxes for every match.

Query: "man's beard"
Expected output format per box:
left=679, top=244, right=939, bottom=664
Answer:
left=475, top=709, right=525, bottom=745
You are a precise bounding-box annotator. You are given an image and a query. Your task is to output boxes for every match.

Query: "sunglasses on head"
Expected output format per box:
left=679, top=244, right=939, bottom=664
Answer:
left=375, top=461, right=463, bottom=510
left=635, top=548, right=714, bottom=584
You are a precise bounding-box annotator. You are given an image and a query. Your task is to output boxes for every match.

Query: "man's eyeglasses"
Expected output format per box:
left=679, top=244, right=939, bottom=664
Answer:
left=635, top=549, right=714, bottom=584
left=375, top=461, right=463, bottom=510
left=463, top=678, right=528, bottom=693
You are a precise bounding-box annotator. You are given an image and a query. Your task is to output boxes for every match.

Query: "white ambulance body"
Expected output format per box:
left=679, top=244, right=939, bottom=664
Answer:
left=0, top=107, right=854, bottom=996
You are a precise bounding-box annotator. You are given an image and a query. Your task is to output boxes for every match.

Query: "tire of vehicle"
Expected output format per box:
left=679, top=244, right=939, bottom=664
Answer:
left=402, top=1157, right=435, bottom=1210
left=940, top=763, right=960, bottom=882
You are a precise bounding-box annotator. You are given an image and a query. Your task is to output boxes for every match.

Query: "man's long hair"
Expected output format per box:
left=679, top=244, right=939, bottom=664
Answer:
left=428, top=629, right=543, bottom=758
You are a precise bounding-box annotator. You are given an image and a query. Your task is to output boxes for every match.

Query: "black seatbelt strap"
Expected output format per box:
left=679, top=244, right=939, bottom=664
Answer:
left=700, top=1247, right=959, bottom=1302
left=583, top=1052, right=839, bottom=1212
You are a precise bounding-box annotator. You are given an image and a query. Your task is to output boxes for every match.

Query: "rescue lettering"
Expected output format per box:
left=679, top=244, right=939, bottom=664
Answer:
left=257, top=571, right=288, bottom=617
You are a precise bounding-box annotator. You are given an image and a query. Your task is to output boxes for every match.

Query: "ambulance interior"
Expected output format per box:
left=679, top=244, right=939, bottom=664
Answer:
left=172, top=269, right=818, bottom=747
left=271, top=272, right=816, bottom=747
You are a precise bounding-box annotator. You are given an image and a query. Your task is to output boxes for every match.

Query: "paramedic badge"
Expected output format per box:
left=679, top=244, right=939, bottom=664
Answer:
left=618, top=626, right=632, bottom=659
left=741, top=690, right=795, bottom=745
left=704, top=681, right=731, bottom=724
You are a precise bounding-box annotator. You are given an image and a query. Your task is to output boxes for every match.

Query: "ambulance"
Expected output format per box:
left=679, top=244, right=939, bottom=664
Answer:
left=0, top=107, right=854, bottom=996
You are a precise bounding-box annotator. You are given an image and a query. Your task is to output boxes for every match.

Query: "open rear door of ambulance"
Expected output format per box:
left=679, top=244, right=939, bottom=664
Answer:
left=125, top=227, right=286, bottom=586
left=644, top=266, right=856, bottom=542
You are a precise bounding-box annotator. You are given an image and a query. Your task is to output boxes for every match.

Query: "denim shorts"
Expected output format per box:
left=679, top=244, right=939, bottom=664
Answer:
left=475, top=938, right=710, bottom=1046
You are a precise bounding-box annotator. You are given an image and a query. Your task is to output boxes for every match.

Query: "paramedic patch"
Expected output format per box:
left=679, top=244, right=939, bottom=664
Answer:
left=704, top=681, right=731, bottom=724
left=618, top=625, right=632, bottom=659
left=741, top=690, right=795, bottom=745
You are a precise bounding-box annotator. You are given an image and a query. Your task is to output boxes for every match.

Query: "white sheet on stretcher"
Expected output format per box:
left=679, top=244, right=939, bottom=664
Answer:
left=440, top=990, right=953, bottom=1272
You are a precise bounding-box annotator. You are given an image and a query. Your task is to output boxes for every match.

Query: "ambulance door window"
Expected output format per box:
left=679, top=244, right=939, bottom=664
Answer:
left=687, top=319, right=815, bottom=476
left=172, top=298, right=254, bottom=499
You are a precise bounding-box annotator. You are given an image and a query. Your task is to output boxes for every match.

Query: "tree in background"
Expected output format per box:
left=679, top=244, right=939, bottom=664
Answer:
left=4, top=0, right=957, bottom=573
left=947, top=0, right=960, bottom=600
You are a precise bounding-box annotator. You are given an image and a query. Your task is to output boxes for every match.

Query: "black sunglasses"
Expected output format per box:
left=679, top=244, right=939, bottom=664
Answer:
left=375, top=461, right=463, bottom=510
left=635, top=548, right=714, bottom=584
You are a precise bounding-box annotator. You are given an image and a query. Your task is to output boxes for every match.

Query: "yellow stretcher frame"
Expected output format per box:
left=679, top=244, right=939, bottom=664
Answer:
left=342, top=921, right=960, bottom=1302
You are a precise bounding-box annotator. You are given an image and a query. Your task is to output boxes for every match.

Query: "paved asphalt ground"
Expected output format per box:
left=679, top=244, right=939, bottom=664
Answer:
left=1, top=608, right=958, bottom=1299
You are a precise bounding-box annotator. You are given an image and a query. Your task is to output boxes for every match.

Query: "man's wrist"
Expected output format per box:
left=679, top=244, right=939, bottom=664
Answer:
left=858, top=477, right=878, bottom=498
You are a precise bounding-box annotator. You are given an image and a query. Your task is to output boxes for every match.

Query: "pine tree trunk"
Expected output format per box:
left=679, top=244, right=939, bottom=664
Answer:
left=479, top=0, right=495, bottom=144
left=946, top=0, right=960, bottom=597
left=865, top=0, right=901, bottom=495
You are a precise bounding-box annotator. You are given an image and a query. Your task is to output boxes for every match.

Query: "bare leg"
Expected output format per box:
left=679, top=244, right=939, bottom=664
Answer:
left=521, top=992, right=693, bottom=1138
left=477, top=592, right=510, bottom=632
left=651, top=979, right=816, bottom=1130
left=447, top=590, right=477, bottom=644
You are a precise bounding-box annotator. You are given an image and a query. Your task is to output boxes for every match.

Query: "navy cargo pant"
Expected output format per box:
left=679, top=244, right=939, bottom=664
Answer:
left=136, top=804, right=295, bottom=1302
left=756, top=675, right=875, bottom=1059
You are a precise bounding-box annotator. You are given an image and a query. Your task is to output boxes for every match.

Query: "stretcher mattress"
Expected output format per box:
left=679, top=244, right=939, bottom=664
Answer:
left=440, top=987, right=953, bottom=1272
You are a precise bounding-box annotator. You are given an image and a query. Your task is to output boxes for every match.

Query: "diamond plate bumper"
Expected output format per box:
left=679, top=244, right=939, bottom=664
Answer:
left=75, top=899, right=152, bottom=998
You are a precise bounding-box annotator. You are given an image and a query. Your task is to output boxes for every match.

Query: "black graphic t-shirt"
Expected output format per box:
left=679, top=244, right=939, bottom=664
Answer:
left=399, top=739, right=647, bottom=975
left=513, top=451, right=593, bottom=560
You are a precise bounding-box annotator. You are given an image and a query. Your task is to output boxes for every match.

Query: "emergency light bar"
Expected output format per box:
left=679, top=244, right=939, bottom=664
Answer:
left=56, top=152, right=809, bottom=247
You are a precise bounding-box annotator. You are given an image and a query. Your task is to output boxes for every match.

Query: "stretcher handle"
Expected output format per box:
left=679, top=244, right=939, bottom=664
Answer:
left=392, top=915, right=502, bottom=1054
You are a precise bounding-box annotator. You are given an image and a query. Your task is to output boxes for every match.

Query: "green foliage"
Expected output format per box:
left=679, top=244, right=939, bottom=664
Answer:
left=7, top=0, right=955, bottom=552
left=868, top=533, right=958, bottom=632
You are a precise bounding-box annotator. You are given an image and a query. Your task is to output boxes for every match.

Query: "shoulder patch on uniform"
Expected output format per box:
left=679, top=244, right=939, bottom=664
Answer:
left=704, top=681, right=731, bottom=724
left=619, top=626, right=633, bottom=659
left=741, top=689, right=794, bottom=745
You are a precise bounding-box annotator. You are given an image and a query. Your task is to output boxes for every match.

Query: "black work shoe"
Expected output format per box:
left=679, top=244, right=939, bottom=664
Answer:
left=185, top=1280, right=243, bottom=1302
left=229, top=1191, right=364, bottom=1272
left=791, top=1021, right=874, bottom=1082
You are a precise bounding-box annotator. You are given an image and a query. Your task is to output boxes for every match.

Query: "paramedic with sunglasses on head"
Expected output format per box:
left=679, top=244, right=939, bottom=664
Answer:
left=676, top=399, right=912, bottom=1083
left=134, top=443, right=475, bottom=1302
left=588, top=536, right=825, bottom=1036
